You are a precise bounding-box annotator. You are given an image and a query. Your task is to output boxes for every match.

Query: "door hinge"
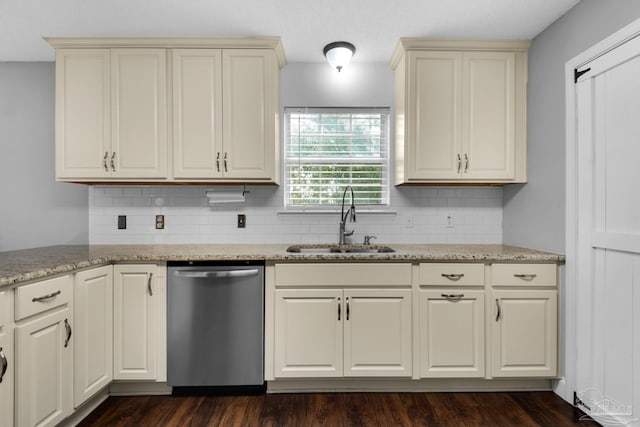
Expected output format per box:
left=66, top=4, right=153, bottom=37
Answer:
left=574, top=67, right=591, bottom=83
left=573, top=391, right=591, bottom=411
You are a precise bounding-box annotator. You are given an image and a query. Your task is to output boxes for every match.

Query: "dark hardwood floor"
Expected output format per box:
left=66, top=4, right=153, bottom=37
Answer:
left=78, top=391, right=600, bottom=426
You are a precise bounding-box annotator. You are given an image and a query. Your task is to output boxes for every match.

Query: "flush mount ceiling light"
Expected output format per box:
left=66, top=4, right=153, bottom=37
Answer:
left=323, top=41, right=356, bottom=72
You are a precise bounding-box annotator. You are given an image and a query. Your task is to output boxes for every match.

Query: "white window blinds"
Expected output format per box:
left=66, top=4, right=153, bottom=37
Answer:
left=284, top=107, right=390, bottom=207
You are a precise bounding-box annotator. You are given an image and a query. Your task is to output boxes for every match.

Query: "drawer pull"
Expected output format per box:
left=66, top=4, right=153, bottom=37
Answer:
left=147, top=273, right=154, bottom=297
left=64, top=319, right=72, bottom=348
left=495, top=299, right=501, bottom=321
left=346, top=297, right=350, bottom=321
left=441, top=273, right=464, bottom=281
left=441, top=293, right=464, bottom=302
left=514, top=274, right=537, bottom=280
left=0, top=347, right=7, bottom=384
left=338, top=297, right=341, bottom=321
left=32, top=290, right=61, bottom=303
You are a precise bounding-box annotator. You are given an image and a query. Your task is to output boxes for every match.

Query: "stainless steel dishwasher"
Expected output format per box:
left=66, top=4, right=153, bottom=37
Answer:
left=167, top=261, right=264, bottom=394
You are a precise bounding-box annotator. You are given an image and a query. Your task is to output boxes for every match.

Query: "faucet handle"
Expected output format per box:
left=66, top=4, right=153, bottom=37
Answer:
left=363, top=235, right=377, bottom=245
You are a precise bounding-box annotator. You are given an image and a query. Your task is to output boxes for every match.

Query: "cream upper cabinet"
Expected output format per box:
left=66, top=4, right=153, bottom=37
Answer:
left=73, top=265, right=113, bottom=408
left=0, top=290, right=14, bottom=427
left=55, top=49, right=111, bottom=179
left=391, top=39, right=529, bottom=184
left=49, top=38, right=285, bottom=183
left=111, top=49, right=167, bottom=178
left=55, top=48, right=167, bottom=180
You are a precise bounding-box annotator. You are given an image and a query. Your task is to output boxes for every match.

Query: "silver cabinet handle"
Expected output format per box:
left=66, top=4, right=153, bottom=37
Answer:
left=103, top=151, right=109, bottom=172
left=32, top=290, right=61, bottom=303
left=457, top=153, right=462, bottom=173
left=147, top=272, right=153, bottom=296
left=514, top=274, right=537, bottom=280
left=441, top=273, right=464, bottom=281
left=0, top=347, right=7, bottom=384
left=338, top=297, right=341, bottom=321
left=216, top=152, right=221, bottom=172
left=346, top=297, right=350, bottom=320
left=110, top=152, right=116, bottom=172
left=223, top=152, right=228, bottom=172
left=64, top=319, right=72, bottom=348
left=495, top=299, right=501, bottom=322
left=172, top=269, right=259, bottom=279
left=441, top=293, right=464, bottom=302
left=464, top=153, right=469, bottom=173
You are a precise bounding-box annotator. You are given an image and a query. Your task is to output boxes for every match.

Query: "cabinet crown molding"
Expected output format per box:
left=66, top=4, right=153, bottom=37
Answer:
left=389, top=38, right=531, bottom=69
left=44, top=36, right=287, bottom=68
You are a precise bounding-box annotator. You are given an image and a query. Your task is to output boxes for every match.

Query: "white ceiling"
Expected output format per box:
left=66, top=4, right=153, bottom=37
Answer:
left=0, top=0, right=580, bottom=63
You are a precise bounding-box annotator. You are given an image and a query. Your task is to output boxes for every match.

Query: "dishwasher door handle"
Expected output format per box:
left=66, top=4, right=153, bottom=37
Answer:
left=172, top=269, right=260, bottom=279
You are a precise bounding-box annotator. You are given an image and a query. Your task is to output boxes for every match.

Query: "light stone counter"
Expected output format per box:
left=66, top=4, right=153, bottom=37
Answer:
left=0, top=244, right=564, bottom=288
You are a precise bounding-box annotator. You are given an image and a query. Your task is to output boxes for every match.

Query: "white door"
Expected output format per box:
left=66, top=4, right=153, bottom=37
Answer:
left=343, top=289, right=412, bottom=377
left=74, top=265, right=113, bottom=407
left=172, top=49, right=223, bottom=179
left=111, top=49, right=167, bottom=178
left=274, top=289, right=343, bottom=378
left=16, top=308, right=73, bottom=427
left=113, top=264, right=157, bottom=380
left=222, top=49, right=276, bottom=179
left=572, top=33, right=640, bottom=423
left=419, top=290, right=485, bottom=378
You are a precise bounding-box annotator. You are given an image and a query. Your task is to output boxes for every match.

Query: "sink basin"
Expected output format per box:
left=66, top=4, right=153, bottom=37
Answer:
left=286, top=244, right=395, bottom=254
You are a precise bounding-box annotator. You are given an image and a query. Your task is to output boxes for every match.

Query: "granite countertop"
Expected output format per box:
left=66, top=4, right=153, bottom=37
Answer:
left=0, top=244, right=565, bottom=288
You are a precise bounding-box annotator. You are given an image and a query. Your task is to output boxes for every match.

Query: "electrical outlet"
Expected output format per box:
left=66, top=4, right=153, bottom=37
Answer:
left=237, top=214, right=246, bottom=228
left=446, top=215, right=455, bottom=228
left=405, top=216, right=414, bottom=228
left=155, top=215, right=165, bottom=229
left=117, top=215, right=126, bottom=230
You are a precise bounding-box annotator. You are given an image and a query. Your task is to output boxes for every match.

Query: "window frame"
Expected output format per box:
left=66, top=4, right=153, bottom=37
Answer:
left=282, top=107, right=391, bottom=211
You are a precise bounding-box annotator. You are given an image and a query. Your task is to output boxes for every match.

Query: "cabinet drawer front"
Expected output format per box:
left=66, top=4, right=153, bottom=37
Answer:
left=419, top=263, right=484, bottom=286
left=492, top=264, right=557, bottom=286
left=275, top=263, right=412, bottom=287
left=15, top=275, right=72, bottom=320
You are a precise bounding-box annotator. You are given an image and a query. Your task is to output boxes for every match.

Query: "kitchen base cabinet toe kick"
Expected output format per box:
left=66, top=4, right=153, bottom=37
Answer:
left=264, top=261, right=560, bottom=392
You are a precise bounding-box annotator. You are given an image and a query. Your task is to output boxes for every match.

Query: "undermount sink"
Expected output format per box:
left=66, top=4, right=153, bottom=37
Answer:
left=286, top=244, right=395, bottom=254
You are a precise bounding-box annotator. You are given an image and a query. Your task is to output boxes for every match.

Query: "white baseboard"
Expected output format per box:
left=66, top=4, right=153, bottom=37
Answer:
left=267, top=378, right=554, bottom=393
left=109, top=381, right=173, bottom=396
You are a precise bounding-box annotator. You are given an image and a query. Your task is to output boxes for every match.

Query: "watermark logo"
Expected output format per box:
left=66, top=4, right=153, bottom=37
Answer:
left=577, top=388, right=638, bottom=426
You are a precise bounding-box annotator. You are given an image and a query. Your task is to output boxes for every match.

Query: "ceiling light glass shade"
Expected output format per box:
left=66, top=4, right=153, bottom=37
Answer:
left=323, top=41, right=356, bottom=72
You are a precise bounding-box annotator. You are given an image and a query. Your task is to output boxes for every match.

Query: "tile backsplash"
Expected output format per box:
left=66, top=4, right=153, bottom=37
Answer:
left=89, top=186, right=503, bottom=245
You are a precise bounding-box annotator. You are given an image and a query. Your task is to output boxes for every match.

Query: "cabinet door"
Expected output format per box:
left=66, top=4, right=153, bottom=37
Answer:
left=0, top=291, right=14, bottom=427
left=462, top=51, right=515, bottom=180
left=111, top=49, right=167, bottom=178
left=16, top=307, right=73, bottom=427
left=73, top=265, right=113, bottom=408
left=113, top=264, right=157, bottom=380
left=222, top=49, right=277, bottom=180
left=407, top=51, right=462, bottom=180
left=55, top=49, right=111, bottom=179
left=419, top=290, right=485, bottom=378
left=492, top=290, right=557, bottom=377
left=274, top=289, right=342, bottom=378
left=172, top=49, right=223, bottom=179
left=343, top=289, right=412, bottom=377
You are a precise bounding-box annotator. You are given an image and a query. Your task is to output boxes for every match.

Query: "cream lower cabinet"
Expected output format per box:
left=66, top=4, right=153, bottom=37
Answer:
left=74, top=265, right=113, bottom=407
left=0, top=289, right=14, bottom=427
left=491, top=290, right=557, bottom=377
left=15, top=275, right=74, bottom=427
left=419, top=290, right=485, bottom=377
left=274, top=288, right=412, bottom=378
left=391, top=39, right=529, bottom=184
left=113, top=264, right=163, bottom=380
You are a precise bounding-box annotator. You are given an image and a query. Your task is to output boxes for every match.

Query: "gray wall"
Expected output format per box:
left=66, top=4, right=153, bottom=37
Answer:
left=503, top=0, right=640, bottom=253
left=0, top=62, right=88, bottom=251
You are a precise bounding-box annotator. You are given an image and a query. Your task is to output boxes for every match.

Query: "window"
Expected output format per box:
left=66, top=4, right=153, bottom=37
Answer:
left=284, top=107, right=390, bottom=208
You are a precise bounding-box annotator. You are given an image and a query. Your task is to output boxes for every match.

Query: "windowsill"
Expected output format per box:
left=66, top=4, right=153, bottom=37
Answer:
left=277, top=209, right=397, bottom=215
